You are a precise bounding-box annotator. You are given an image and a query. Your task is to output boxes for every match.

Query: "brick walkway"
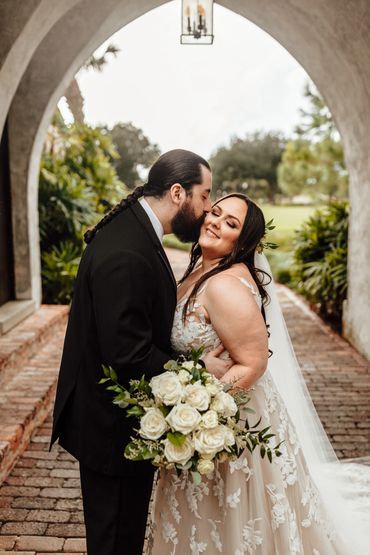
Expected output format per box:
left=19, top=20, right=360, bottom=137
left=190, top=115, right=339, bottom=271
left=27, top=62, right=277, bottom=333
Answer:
left=0, top=248, right=368, bottom=552
left=0, top=416, right=84, bottom=554
left=0, top=307, right=68, bottom=485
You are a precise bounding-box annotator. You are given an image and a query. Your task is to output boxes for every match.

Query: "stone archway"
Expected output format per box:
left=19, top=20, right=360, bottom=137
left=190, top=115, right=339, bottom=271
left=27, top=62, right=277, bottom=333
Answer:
left=0, top=0, right=369, bottom=357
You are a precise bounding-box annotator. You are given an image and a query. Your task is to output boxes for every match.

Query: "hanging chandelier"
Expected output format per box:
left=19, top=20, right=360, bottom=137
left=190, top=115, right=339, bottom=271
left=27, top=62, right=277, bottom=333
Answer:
left=181, top=0, right=214, bottom=45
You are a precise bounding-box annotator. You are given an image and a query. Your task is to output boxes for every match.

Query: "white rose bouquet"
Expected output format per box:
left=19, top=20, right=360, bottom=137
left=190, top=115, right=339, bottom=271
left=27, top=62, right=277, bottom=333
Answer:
left=100, top=349, right=282, bottom=484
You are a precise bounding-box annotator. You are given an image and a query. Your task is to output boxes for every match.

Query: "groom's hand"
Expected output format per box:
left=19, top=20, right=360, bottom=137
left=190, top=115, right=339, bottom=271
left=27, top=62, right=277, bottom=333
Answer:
left=202, top=344, right=233, bottom=379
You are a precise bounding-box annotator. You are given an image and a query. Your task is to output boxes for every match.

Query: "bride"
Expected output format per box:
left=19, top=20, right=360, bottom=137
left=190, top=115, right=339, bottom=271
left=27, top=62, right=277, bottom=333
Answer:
left=145, top=193, right=369, bottom=554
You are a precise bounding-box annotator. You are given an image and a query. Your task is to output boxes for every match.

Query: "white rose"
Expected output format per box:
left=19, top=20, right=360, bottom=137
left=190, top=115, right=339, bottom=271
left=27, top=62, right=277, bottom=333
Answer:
left=197, top=458, right=215, bottom=475
left=166, top=403, right=201, bottom=434
left=184, top=382, right=210, bottom=411
left=164, top=437, right=194, bottom=466
left=211, top=391, right=238, bottom=418
left=206, top=374, right=220, bottom=384
left=205, top=375, right=224, bottom=396
left=181, top=361, right=195, bottom=371
left=205, top=382, right=221, bottom=396
left=222, top=425, right=236, bottom=448
left=139, top=408, right=168, bottom=440
left=178, top=369, right=191, bottom=384
left=194, top=426, right=229, bottom=458
left=150, top=372, right=184, bottom=405
left=201, top=410, right=219, bottom=429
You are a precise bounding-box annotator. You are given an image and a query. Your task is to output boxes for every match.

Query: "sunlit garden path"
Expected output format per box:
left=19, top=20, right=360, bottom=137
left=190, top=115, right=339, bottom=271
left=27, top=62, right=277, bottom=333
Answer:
left=0, top=248, right=368, bottom=553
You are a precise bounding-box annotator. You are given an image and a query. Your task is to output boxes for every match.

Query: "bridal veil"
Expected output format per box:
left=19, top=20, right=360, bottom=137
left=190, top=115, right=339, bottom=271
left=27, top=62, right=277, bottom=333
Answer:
left=256, top=252, right=370, bottom=553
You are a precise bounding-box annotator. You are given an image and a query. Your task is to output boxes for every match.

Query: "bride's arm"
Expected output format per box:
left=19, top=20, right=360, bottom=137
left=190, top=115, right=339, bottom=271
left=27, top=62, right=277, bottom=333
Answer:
left=203, top=274, right=268, bottom=390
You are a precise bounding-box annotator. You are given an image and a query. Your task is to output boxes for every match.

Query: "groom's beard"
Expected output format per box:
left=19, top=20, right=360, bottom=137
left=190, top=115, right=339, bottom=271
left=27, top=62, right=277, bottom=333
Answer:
left=171, top=201, right=205, bottom=243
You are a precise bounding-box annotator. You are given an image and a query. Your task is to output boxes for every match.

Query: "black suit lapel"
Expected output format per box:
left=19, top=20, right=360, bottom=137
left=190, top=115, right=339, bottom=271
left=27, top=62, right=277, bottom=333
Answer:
left=130, top=202, right=177, bottom=293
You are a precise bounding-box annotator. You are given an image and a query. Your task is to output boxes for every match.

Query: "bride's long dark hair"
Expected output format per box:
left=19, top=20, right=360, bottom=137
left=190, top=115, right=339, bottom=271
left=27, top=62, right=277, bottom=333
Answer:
left=179, top=193, right=271, bottom=326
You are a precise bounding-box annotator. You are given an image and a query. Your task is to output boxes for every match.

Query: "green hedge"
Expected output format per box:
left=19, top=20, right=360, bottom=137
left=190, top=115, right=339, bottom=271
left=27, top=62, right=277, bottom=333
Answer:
left=291, top=201, right=348, bottom=328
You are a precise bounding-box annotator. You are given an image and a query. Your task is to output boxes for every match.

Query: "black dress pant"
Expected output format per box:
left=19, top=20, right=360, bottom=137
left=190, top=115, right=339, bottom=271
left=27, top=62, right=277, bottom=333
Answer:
left=80, top=463, right=155, bottom=555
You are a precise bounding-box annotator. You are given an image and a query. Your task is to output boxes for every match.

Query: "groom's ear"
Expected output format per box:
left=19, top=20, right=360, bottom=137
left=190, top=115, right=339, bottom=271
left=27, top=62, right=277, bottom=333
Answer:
left=169, top=183, right=186, bottom=206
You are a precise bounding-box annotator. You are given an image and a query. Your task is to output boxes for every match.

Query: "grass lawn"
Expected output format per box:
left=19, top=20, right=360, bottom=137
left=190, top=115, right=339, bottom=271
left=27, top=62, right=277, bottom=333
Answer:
left=259, top=204, right=322, bottom=280
left=260, top=204, right=320, bottom=234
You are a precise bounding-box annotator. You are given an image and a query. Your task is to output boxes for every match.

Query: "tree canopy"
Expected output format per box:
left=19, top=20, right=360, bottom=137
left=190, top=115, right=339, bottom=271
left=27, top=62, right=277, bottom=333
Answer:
left=210, top=131, right=286, bottom=202
left=109, top=122, right=161, bottom=188
left=278, top=83, right=348, bottom=201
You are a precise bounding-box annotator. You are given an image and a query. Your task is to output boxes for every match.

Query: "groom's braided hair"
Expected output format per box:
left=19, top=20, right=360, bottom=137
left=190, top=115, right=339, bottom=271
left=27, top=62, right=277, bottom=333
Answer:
left=179, top=194, right=273, bottom=355
left=84, top=149, right=210, bottom=244
left=84, top=186, right=145, bottom=243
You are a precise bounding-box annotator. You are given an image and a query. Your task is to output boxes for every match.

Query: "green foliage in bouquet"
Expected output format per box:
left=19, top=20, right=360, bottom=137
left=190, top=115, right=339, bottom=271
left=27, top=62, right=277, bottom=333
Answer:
left=100, top=349, right=282, bottom=484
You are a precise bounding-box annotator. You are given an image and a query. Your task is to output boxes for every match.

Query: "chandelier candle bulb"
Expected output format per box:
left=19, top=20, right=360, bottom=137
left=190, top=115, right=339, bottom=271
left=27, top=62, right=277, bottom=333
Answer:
left=181, top=0, right=214, bottom=45
left=197, top=4, right=204, bottom=30
left=185, top=5, right=191, bottom=33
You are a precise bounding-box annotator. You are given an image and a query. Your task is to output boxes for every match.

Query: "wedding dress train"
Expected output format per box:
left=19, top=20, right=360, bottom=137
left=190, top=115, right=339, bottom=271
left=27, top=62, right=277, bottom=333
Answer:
left=144, top=256, right=370, bottom=555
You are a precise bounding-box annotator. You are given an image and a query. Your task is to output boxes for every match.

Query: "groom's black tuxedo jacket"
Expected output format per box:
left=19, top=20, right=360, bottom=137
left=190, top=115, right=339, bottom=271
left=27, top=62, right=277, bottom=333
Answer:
left=51, top=202, right=177, bottom=476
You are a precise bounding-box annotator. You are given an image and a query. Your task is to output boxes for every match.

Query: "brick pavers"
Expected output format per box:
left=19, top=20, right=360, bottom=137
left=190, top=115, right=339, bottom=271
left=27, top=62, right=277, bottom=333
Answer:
left=0, top=417, right=85, bottom=553
left=280, top=286, right=370, bottom=460
left=0, top=307, right=69, bottom=382
left=0, top=308, right=68, bottom=484
left=0, top=248, right=368, bottom=551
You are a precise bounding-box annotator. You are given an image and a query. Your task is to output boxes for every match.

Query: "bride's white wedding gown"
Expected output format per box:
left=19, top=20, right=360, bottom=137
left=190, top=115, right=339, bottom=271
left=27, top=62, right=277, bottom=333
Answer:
left=144, top=276, right=369, bottom=555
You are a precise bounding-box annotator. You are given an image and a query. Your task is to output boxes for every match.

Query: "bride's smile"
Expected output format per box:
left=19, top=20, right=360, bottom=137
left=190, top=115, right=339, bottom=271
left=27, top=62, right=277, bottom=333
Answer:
left=205, top=227, right=219, bottom=238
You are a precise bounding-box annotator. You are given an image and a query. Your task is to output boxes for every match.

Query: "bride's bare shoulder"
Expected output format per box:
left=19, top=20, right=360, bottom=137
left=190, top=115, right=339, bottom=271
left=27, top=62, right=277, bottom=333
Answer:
left=206, top=264, right=254, bottom=287
left=204, top=265, right=256, bottom=298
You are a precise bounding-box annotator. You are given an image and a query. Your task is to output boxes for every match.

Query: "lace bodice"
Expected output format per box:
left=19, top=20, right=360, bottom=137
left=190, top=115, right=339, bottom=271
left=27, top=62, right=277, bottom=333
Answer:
left=171, top=277, right=262, bottom=355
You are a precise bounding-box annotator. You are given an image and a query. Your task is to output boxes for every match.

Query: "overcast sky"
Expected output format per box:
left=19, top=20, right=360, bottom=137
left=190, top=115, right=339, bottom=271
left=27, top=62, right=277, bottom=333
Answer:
left=66, top=0, right=310, bottom=159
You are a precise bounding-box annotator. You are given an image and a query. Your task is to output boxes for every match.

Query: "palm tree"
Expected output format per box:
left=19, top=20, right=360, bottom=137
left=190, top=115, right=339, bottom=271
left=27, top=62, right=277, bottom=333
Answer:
left=64, top=44, right=120, bottom=123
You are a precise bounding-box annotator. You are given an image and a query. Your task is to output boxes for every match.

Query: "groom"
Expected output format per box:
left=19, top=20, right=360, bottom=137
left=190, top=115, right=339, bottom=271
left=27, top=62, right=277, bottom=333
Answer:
left=51, top=149, right=228, bottom=555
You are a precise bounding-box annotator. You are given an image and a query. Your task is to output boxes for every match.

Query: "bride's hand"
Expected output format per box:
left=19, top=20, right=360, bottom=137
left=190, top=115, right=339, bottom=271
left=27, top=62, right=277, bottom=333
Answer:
left=202, top=344, right=233, bottom=379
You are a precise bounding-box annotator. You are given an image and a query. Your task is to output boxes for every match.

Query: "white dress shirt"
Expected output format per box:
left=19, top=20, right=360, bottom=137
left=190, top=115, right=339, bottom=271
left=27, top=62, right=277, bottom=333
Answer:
left=139, top=197, right=164, bottom=243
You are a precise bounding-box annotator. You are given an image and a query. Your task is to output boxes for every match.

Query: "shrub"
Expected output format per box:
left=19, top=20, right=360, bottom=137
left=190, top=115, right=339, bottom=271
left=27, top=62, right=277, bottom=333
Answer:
left=292, top=201, right=348, bottom=327
left=41, top=241, right=81, bottom=304
left=265, top=231, right=295, bottom=285
left=39, top=166, right=97, bottom=251
left=39, top=119, right=128, bottom=304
